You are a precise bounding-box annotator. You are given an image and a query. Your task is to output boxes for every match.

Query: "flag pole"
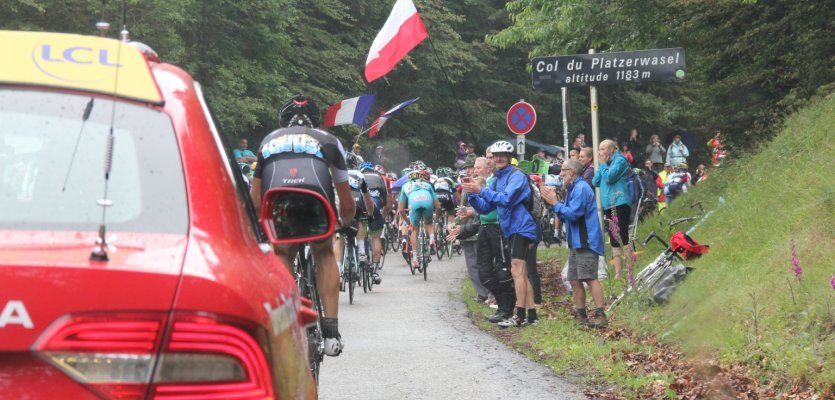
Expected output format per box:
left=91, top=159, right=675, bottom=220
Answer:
left=424, top=36, right=483, bottom=154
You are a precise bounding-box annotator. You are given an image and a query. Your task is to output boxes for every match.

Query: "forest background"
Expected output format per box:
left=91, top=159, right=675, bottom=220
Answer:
left=1, top=0, right=831, bottom=169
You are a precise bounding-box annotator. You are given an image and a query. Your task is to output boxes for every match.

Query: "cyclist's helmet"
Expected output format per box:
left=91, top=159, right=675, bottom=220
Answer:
left=408, top=170, right=431, bottom=182
left=436, top=167, right=453, bottom=178
left=401, top=167, right=413, bottom=177
left=359, top=161, right=374, bottom=172
left=409, top=160, right=427, bottom=171
left=488, top=140, right=514, bottom=154
left=279, top=95, right=320, bottom=128
left=425, top=166, right=434, bottom=175
left=374, top=164, right=386, bottom=175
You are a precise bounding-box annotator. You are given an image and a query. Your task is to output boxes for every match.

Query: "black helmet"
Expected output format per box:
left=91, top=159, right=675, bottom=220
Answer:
left=279, top=95, right=320, bottom=128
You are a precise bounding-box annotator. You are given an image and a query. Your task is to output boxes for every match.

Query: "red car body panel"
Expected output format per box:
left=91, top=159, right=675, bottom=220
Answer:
left=0, top=32, right=316, bottom=399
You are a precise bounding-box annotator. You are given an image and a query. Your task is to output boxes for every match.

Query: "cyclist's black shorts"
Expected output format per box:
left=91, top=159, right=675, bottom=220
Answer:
left=436, top=190, right=455, bottom=212
left=508, top=234, right=533, bottom=261
left=353, top=192, right=384, bottom=233
left=258, top=155, right=337, bottom=212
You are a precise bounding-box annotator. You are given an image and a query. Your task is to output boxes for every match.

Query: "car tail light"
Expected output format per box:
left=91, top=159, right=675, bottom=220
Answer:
left=34, top=312, right=274, bottom=400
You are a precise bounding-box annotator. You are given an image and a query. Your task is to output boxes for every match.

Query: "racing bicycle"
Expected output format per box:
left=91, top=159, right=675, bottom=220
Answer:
left=339, top=225, right=361, bottom=304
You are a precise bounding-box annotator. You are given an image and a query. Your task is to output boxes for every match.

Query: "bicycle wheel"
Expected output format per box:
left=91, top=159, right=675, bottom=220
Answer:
left=297, top=251, right=324, bottom=384
left=434, top=227, right=445, bottom=261
left=345, top=244, right=356, bottom=305
left=419, top=228, right=429, bottom=280
left=389, top=223, right=401, bottom=252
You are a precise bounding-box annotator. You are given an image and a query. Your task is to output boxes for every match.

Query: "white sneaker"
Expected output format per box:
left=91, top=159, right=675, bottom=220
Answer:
left=324, top=336, right=344, bottom=356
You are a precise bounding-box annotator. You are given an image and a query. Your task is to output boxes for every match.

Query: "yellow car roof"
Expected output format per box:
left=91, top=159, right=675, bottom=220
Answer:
left=0, top=30, right=163, bottom=104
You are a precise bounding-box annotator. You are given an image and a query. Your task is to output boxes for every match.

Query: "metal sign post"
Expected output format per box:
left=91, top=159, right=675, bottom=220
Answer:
left=561, top=87, right=569, bottom=158
left=517, top=135, right=526, bottom=159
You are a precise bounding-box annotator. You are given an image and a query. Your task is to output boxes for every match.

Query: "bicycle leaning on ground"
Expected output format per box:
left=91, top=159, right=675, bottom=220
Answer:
left=607, top=230, right=686, bottom=312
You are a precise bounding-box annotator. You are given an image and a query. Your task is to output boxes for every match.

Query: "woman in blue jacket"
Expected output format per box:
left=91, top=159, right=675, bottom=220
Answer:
left=592, top=139, right=634, bottom=280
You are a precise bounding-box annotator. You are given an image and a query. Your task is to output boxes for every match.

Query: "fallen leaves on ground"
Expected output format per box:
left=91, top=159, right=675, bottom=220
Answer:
left=478, top=258, right=826, bottom=399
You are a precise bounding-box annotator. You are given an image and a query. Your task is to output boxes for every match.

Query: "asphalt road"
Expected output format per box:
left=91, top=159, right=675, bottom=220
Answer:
left=318, top=249, right=586, bottom=400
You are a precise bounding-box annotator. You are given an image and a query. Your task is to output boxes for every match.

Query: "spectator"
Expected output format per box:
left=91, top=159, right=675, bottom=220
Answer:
left=463, top=141, right=540, bottom=328
left=656, top=163, right=672, bottom=211
left=568, top=148, right=579, bottom=161
left=347, top=143, right=364, bottom=169
left=454, top=155, right=491, bottom=303
left=666, top=133, right=689, bottom=166
left=620, top=143, right=634, bottom=165
left=540, top=159, right=607, bottom=328
left=578, top=147, right=595, bottom=183
left=707, top=130, right=726, bottom=167
left=454, top=142, right=468, bottom=169
left=233, top=138, right=257, bottom=164
left=664, top=163, right=691, bottom=205
left=639, top=159, right=659, bottom=216
left=626, top=128, right=643, bottom=167
left=645, top=134, right=666, bottom=172
left=450, top=157, right=513, bottom=322
left=368, top=145, right=390, bottom=168
left=572, top=133, right=587, bottom=152
left=694, top=164, right=707, bottom=184
left=592, top=139, right=634, bottom=280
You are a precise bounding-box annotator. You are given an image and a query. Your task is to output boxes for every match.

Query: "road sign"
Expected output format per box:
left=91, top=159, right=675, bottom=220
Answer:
left=507, top=101, right=536, bottom=135
left=531, top=48, right=686, bottom=90
left=516, top=135, right=525, bottom=156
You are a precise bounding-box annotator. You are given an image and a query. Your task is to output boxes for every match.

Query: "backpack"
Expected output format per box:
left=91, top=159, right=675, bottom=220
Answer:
left=492, top=168, right=545, bottom=220
left=626, top=168, right=644, bottom=211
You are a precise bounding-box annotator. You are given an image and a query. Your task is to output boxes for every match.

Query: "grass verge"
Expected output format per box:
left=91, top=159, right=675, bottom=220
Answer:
left=463, top=93, right=834, bottom=399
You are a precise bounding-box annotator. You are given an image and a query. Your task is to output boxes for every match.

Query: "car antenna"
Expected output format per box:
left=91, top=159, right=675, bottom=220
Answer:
left=90, top=1, right=128, bottom=262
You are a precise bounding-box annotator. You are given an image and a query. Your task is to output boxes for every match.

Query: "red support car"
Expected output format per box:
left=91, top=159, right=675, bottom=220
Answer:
left=0, top=30, right=318, bottom=399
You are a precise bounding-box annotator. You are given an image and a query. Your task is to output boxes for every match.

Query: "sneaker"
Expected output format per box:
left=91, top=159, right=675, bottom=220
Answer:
left=526, top=319, right=540, bottom=326
left=574, top=313, right=588, bottom=326
left=324, top=336, right=344, bottom=356
left=372, top=273, right=381, bottom=285
left=587, top=311, right=608, bottom=329
left=487, top=310, right=510, bottom=323
left=497, top=315, right=524, bottom=328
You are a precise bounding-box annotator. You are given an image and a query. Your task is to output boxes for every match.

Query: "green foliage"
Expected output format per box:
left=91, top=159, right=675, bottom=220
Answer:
left=490, top=0, right=834, bottom=160
left=623, top=93, right=835, bottom=392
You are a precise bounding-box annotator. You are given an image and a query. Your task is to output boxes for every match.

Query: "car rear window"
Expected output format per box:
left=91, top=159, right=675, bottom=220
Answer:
left=0, top=88, right=187, bottom=234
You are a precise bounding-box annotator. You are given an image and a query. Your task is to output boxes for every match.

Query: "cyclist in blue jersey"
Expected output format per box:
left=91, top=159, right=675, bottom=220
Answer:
left=397, top=169, right=441, bottom=270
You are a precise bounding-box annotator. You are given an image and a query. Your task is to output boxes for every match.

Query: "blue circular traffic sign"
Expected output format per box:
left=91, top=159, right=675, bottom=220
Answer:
left=506, top=101, right=536, bottom=135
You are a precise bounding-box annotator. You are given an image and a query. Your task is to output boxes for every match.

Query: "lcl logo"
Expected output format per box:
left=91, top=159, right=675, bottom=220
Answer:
left=32, top=43, right=123, bottom=83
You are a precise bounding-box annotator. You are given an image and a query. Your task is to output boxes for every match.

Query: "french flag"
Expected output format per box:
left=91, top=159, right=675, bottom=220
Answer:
left=323, top=94, right=375, bottom=128
left=365, top=0, right=428, bottom=83
left=369, top=97, right=418, bottom=138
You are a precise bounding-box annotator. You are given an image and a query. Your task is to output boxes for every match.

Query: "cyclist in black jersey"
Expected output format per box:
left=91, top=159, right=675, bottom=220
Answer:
left=359, top=162, right=389, bottom=283
left=250, top=95, right=355, bottom=357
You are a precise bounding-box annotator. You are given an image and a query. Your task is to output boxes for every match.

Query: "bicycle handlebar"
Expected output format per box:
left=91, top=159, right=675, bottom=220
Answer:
left=642, top=231, right=669, bottom=248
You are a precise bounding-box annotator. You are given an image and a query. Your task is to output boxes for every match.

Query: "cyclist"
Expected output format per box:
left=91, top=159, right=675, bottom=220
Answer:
left=398, top=169, right=441, bottom=270
left=433, top=167, right=458, bottom=227
left=250, top=95, right=354, bottom=357
left=359, top=162, right=389, bottom=284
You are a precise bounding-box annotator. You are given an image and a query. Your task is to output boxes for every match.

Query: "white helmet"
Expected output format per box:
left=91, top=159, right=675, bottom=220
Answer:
left=489, top=140, right=514, bottom=154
